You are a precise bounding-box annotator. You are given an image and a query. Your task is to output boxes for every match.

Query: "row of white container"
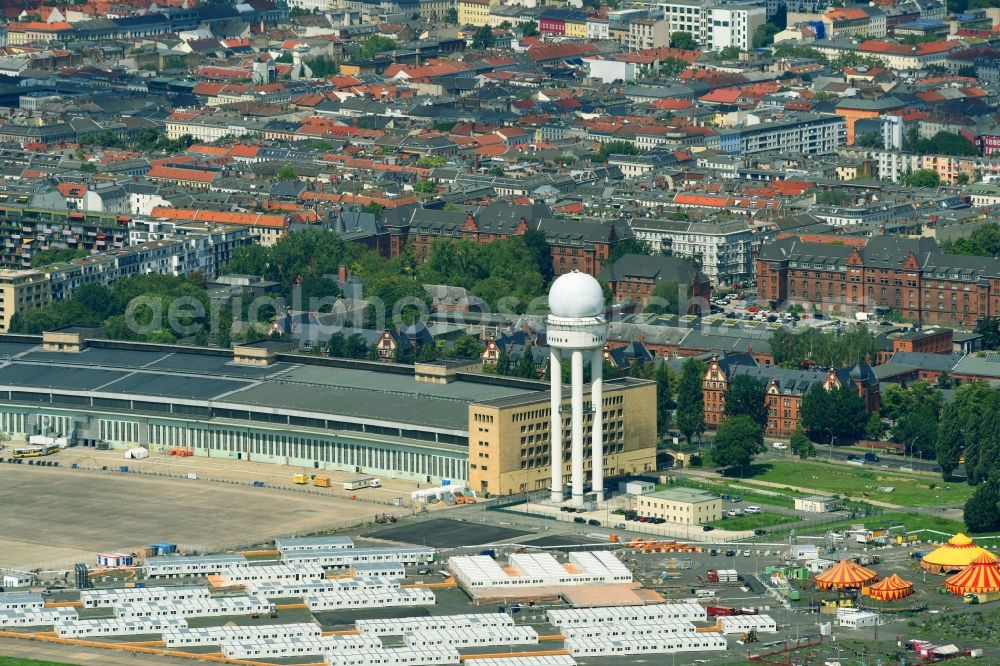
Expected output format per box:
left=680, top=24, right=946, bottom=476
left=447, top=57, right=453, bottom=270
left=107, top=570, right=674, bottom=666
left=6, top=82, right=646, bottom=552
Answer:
left=714, top=569, right=740, bottom=583
left=560, top=620, right=698, bottom=640
left=248, top=577, right=399, bottom=600
left=356, top=612, right=515, bottom=636
left=447, top=555, right=512, bottom=588
left=402, top=626, right=538, bottom=649
left=81, top=585, right=210, bottom=608
left=304, top=588, right=435, bottom=611
left=113, top=596, right=270, bottom=619
left=546, top=603, right=707, bottom=626
left=223, top=634, right=383, bottom=659
left=448, top=551, right=631, bottom=589
left=351, top=563, right=405, bottom=579
left=145, top=554, right=247, bottom=578
left=0, top=608, right=77, bottom=627
left=283, top=547, right=435, bottom=568
left=718, top=615, right=777, bottom=635
left=0, top=592, right=43, bottom=611
left=325, top=647, right=460, bottom=666
left=567, top=633, right=728, bottom=656
left=464, top=658, right=576, bottom=666
left=276, top=536, right=355, bottom=552
left=215, top=563, right=326, bottom=585
left=55, top=618, right=187, bottom=638
left=163, top=621, right=322, bottom=647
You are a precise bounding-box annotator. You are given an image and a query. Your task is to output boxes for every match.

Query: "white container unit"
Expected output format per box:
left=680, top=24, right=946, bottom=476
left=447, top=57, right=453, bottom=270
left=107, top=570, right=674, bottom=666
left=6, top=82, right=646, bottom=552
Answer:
left=567, top=634, right=727, bottom=657
left=304, top=588, right=435, bottom=611
left=145, top=554, right=247, bottom=578
left=283, top=547, right=434, bottom=568
left=113, top=596, right=270, bottom=620
left=324, top=646, right=460, bottom=666
left=0, top=592, right=43, bottom=611
left=718, top=614, right=777, bottom=635
left=470, top=658, right=577, bottom=666
left=547, top=604, right=706, bottom=627
left=163, top=622, right=322, bottom=647
left=275, top=536, right=355, bottom=552
left=249, top=577, right=399, bottom=600
left=402, top=626, right=538, bottom=649
left=357, top=613, right=514, bottom=636
left=0, top=608, right=77, bottom=627
left=55, top=618, right=186, bottom=638
left=217, top=563, right=325, bottom=586
left=80, top=585, right=210, bottom=608
left=560, top=620, right=698, bottom=640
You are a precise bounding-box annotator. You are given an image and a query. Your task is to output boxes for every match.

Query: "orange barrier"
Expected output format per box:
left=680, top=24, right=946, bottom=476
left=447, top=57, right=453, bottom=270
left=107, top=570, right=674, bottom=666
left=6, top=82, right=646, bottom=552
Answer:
left=538, top=634, right=565, bottom=641
left=239, top=550, right=280, bottom=557
left=322, top=629, right=361, bottom=636
left=276, top=603, right=307, bottom=610
left=461, top=650, right=572, bottom=661
left=697, top=623, right=722, bottom=633
left=401, top=577, right=457, bottom=589
left=43, top=601, right=82, bottom=608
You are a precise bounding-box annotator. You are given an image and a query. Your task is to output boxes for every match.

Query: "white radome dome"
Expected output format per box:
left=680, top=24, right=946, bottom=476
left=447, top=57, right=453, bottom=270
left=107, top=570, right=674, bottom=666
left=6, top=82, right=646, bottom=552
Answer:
left=548, top=270, right=605, bottom=319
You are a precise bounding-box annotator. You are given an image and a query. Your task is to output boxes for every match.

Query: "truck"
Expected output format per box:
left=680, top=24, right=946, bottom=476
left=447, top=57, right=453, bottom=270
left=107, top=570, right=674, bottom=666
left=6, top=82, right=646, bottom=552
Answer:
left=313, top=476, right=331, bottom=488
left=293, top=474, right=309, bottom=485
left=964, top=591, right=1000, bottom=604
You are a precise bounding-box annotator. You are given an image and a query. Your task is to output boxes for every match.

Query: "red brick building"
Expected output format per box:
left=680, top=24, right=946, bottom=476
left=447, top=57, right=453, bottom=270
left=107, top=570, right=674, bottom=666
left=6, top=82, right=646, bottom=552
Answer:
left=598, top=253, right=712, bottom=308
left=758, top=235, right=1000, bottom=326
left=702, top=353, right=880, bottom=437
left=891, top=328, right=953, bottom=354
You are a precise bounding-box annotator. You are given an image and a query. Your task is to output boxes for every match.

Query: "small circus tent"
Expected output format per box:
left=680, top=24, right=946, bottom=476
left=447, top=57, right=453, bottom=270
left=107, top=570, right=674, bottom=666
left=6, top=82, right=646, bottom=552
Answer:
left=814, top=559, right=878, bottom=590
left=945, top=553, right=1000, bottom=595
left=863, top=573, right=914, bottom=601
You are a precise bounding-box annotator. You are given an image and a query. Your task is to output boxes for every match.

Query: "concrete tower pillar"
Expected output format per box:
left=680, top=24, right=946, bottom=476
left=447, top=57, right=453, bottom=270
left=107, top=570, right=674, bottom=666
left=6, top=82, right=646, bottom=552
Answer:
left=549, top=350, right=563, bottom=503
left=590, top=348, right=603, bottom=503
left=571, top=349, right=585, bottom=507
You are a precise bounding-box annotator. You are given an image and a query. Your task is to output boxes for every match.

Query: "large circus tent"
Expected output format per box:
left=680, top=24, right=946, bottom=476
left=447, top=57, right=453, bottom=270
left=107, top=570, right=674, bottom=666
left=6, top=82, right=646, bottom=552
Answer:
left=863, top=573, right=914, bottom=602
left=920, top=532, right=996, bottom=574
left=945, top=553, right=1000, bottom=595
left=814, top=559, right=878, bottom=590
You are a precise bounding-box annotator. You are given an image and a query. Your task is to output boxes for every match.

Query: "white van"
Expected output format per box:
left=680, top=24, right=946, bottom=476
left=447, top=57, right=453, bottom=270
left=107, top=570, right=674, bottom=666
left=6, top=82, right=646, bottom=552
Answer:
left=745, top=506, right=761, bottom=514
left=694, top=589, right=717, bottom=598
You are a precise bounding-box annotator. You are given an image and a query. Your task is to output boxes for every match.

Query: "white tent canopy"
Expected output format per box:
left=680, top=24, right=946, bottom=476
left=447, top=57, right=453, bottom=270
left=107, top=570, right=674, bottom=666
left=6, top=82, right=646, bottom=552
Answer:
left=124, top=447, right=149, bottom=459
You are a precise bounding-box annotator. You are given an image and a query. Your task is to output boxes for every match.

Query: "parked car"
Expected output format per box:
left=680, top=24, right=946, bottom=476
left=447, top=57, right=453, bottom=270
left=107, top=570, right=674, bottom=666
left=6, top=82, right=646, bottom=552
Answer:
left=615, top=523, right=627, bottom=529
left=742, top=550, right=751, bottom=557
left=703, top=525, right=715, bottom=532
left=864, top=452, right=880, bottom=463
left=731, top=496, right=742, bottom=503
left=754, top=529, right=767, bottom=536
left=726, top=509, right=742, bottom=517
left=725, top=550, right=737, bottom=557
left=745, top=506, right=761, bottom=514
left=573, top=517, right=586, bottom=524
left=847, top=455, right=863, bottom=463
left=772, top=442, right=788, bottom=450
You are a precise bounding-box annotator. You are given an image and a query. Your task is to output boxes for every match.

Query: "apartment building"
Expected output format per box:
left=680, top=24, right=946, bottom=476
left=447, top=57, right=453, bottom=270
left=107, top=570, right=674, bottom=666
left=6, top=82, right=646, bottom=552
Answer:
left=629, top=218, right=753, bottom=286
left=657, top=0, right=709, bottom=44
left=627, top=18, right=671, bottom=50
left=706, top=4, right=765, bottom=51
left=635, top=488, right=721, bottom=525
left=822, top=6, right=887, bottom=39
left=457, top=0, right=497, bottom=26
left=868, top=150, right=1000, bottom=185
left=0, top=269, right=51, bottom=332
left=716, top=113, right=846, bottom=157
left=164, top=114, right=265, bottom=143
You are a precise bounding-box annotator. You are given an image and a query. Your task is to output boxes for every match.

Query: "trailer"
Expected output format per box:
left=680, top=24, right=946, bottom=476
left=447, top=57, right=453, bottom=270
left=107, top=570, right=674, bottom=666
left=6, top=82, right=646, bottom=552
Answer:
left=964, top=591, right=1000, bottom=604
left=344, top=477, right=375, bottom=490
left=313, top=476, right=331, bottom=488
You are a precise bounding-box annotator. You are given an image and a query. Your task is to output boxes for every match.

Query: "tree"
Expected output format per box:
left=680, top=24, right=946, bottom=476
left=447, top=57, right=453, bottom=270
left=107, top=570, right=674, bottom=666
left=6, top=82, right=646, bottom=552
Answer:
left=904, top=169, right=941, bottom=188
left=644, top=281, right=688, bottom=316
left=80, top=163, right=97, bottom=173
left=659, top=56, right=688, bottom=77
left=654, top=362, right=677, bottom=438
left=724, top=374, right=767, bottom=427
left=865, top=412, right=885, bottom=441
left=277, top=164, right=296, bottom=181
left=446, top=7, right=457, bottom=23
left=608, top=238, right=654, bottom=265
left=515, top=349, right=537, bottom=379
left=345, top=333, right=368, bottom=359
left=676, top=358, right=706, bottom=444
left=937, top=402, right=963, bottom=481
left=908, top=131, right=979, bottom=157
left=521, top=229, right=552, bottom=282
left=306, top=54, right=337, bottom=77
left=855, top=131, right=883, bottom=149
left=964, top=482, right=1000, bottom=534
left=801, top=382, right=867, bottom=446
left=413, top=180, right=437, bottom=195
left=891, top=405, right=939, bottom=459
left=357, top=35, right=396, bottom=60
left=790, top=426, right=815, bottom=459
left=753, top=22, right=780, bottom=48
left=471, top=25, right=495, bottom=49
left=712, top=415, right=765, bottom=473
left=717, top=46, right=741, bottom=60
left=449, top=333, right=483, bottom=359
left=30, top=247, right=89, bottom=268
left=496, top=349, right=511, bottom=376
left=598, top=140, right=642, bottom=161
left=670, top=31, right=698, bottom=50
left=975, top=317, right=1000, bottom=349
left=329, top=332, right=346, bottom=357
left=521, top=20, right=539, bottom=37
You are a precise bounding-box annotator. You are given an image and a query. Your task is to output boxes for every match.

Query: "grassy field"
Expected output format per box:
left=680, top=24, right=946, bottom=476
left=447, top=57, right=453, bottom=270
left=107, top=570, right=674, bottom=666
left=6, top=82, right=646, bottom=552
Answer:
left=666, top=477, right=799, bottom=509
left=707, top=512, right=796, bottom=531
left=0, top=658, right=76, bottom=666
left=767, top=511, right=971, bottom=539
left=735, top=460, right=973, bottom=507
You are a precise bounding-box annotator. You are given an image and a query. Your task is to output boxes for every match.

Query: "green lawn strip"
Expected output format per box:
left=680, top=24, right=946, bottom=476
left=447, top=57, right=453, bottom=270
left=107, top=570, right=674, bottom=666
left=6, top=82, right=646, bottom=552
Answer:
left=664, top=477, right=798, bottom=509
left=766, top=511, right=973, bottom=539
left=741, top=460, right=973, bottom=507
left=0, top=658, right=79, bottom=666
left=708, top=512, right=796, bottom=531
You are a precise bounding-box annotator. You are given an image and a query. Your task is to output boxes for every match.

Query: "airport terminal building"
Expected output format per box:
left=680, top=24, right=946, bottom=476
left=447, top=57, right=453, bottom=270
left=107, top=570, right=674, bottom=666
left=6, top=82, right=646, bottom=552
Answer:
left=0, top=333, right=656, bottom=496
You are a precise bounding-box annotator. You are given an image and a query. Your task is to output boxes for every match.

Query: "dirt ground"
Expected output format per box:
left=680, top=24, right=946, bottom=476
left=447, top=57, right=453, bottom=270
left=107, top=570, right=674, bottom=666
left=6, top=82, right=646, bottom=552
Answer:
left=0, top=447, right=427, bottom=571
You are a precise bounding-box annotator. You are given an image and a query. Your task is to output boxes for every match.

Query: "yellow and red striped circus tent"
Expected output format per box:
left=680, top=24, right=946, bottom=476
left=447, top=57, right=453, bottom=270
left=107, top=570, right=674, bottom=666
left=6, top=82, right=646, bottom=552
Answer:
left=921, top=532, right=996, bottom=574
left=945, top=553, right=1000, bottom=595
left=864, top=573, right=914, bottom=601
left=814, top=559, right=878, bottom=590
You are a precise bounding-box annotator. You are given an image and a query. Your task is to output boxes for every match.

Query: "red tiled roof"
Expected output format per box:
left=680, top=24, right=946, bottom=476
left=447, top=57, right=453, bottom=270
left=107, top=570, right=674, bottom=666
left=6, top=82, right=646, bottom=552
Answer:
left=146, top=166, right=218, bottom=183
left=150, top=206, right=288, bottom=229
